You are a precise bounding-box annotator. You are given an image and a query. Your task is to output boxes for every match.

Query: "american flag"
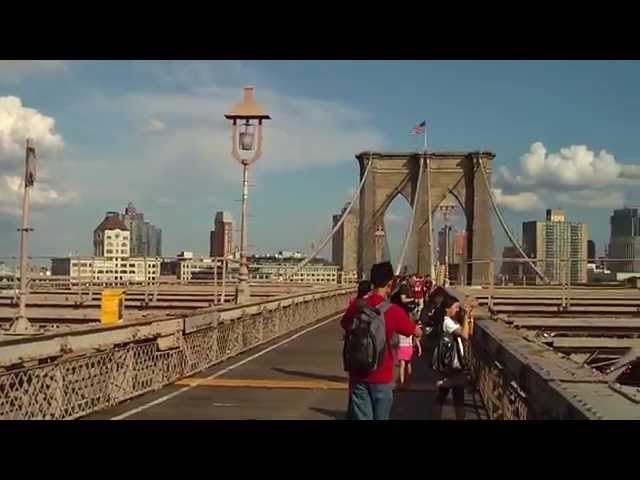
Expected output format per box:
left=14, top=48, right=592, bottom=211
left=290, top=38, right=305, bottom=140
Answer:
left=410, top=121, right=426, bottom=135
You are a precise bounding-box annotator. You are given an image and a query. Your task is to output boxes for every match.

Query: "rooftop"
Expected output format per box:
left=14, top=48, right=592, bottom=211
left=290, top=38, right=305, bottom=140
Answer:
left=215, top=211, right=233, bottom=223
left=94, top=214, right=128, bottom=232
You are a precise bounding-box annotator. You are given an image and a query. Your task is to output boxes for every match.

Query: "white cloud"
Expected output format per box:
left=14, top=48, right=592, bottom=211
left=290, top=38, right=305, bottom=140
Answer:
left=0, top=96, right=75, bottom=216
left=0, top=175, right=78, bottom=216
left=0, top=61, right=67, bottom=83
left=130, top=86, right=385, bottom=171
left=620, top=164, right=640, bottom=180
left=500, top=142, right=624, bottom=190
left=143, top=118, right=166, bottom=133
left=493, top=188, right=542, bottom=212
left=0, top=96, right=64, bottom=166
left=494, top=142, right=640, bottom=211
left=17, top=80, right=386, bottom=255
left=79, top=86, right=386, bottom=194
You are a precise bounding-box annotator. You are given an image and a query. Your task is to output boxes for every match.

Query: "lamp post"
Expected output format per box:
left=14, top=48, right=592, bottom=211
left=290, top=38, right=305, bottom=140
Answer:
left=9, top=139, right=37, bottom=334
left=225, top=86, right=270, bottom=304
left=374, top=224, right=386, bottom=264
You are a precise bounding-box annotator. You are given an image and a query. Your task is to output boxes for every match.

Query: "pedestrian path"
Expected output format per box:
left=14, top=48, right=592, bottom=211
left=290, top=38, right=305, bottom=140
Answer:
left=88, top=316, right=487, bottom=420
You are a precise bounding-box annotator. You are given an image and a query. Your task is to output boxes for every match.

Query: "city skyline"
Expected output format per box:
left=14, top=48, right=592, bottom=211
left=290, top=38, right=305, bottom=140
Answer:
left=2, top=61, right=640, bottom=260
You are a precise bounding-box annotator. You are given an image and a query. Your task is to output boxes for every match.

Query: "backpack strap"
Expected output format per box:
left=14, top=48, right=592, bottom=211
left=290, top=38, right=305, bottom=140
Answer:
left=377, top=300, right=392, bottom=314
left=377, top=301, right=397, bottom=351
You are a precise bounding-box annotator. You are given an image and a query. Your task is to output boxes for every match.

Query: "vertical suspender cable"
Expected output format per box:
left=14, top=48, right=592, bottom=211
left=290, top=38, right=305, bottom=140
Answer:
left=477, top=156, right=550, bottom=284
left=285, top=153, right=374, bottom=280
left=396, top=155, right=425, bottom=275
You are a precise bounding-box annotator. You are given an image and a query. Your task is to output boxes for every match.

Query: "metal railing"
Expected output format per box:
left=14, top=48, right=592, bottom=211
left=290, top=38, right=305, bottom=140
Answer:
left=0, top=255, right=351, bottom=324
left=463, top=314, right=640, bottom=420
left=466, top=330, right=529, bottom=420
left=460, top=257, right=640, bottom=312
left=0, top=285, right=355, bottom=420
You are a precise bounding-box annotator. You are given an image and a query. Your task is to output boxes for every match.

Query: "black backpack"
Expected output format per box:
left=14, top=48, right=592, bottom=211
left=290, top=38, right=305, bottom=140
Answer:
left=343, top=301, right=390, bottom=374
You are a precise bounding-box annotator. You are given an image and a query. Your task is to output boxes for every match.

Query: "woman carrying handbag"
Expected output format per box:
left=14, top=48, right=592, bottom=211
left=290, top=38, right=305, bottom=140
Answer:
left=431, top=295, right=474, bottom=420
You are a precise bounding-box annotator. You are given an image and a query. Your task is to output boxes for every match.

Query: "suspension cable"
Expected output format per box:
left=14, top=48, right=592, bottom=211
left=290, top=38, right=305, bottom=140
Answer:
left=477, top=156, right=550, bottom=284
left=396, top=155, right=425, bottom=275
left=284, top=154, right=374, bottom=280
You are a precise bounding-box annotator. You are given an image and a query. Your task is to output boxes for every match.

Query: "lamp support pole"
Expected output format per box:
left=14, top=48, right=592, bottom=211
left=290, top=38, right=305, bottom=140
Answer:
left=236, top=161, right=250, bottom=303
left=10, top=139, right=36, bottom=334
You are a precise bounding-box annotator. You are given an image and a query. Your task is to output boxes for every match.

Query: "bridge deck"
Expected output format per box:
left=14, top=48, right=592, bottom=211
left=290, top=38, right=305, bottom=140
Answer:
left=88, top=317, right=487, bottom=420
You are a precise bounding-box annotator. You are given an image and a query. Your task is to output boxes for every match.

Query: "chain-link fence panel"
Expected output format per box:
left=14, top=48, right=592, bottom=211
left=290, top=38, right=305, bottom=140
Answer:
left=0, top=289, right=354, bottom=420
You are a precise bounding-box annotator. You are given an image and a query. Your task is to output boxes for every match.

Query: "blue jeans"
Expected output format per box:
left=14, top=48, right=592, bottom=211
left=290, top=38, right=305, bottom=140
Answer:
left=348, top=382, right=394, bottom=420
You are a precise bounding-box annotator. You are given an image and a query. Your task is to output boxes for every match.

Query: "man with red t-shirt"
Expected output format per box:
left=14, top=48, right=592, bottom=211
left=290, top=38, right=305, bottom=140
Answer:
left=341, top=262, right=423, bottom=420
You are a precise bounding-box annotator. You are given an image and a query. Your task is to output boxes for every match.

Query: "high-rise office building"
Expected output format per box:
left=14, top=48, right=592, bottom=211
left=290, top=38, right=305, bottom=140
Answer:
left=145, top=222, right=162, bottom=258
left=210, top=212, right=234, bottom=258
left=120, top=202, right=162, bottom=257
left=93, top=212, right=130, bottom=258
left=522, top=209, right=588, bottom=284
left=63, top=208, right=161, bottom=285
left=608, top=207, right=640, bottom=273
left=587, top=240, right=596, bottom=262
left=331, top=203, right=358, bottom=274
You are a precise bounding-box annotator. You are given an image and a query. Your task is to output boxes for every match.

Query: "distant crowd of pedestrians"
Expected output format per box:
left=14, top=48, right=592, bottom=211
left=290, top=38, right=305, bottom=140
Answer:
left=341, top=261, right=475, bottom=420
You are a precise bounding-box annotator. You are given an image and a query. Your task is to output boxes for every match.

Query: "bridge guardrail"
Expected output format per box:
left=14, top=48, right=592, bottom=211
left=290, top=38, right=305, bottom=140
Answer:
left=0, top=286, right=355, bottom=420
left=463, top=258, right=639, bottom=312
left=464, top=313, right=640, bottom=420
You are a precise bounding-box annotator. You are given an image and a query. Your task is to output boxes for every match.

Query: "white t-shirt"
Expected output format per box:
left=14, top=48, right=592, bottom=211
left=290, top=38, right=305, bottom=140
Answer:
left=442, top=316, right=464, bottom=370
left=442, top=316, right=459, bottom=337
left=398, top=334, right=413, bottom=347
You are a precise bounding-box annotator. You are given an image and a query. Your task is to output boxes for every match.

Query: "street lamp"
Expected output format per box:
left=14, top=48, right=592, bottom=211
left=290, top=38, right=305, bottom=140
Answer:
left=374, top=224, right=386, bottom=264
left=225, top=86, right=270, bottom=304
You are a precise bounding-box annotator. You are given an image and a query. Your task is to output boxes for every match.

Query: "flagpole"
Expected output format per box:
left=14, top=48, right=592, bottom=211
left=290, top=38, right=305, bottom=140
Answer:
left=424, top=124, right=435, bottom=280
left=423, top=126, right=427, bottom=153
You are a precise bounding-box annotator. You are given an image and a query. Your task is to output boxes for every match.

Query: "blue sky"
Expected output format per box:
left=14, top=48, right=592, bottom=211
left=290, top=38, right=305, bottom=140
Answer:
left=1, top=60, right=639, bottom=263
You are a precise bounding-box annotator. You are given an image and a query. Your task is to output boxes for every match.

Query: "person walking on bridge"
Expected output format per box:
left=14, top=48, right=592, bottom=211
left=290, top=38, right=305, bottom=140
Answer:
left=423, top=274, right=434, bottom=301
left=413, top=275, right=425, bottom=311
left=341, top=261, right=423, bottom=420
left=390, top=277, right=421, bottom=387
left=419, top=285, right=448, bottom=368
left=344, top=280, right=373, bottom=419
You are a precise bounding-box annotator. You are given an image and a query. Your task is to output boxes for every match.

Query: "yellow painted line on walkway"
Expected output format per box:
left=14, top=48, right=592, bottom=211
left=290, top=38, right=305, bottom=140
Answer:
left=112, top=313, right=343, bottom=420
left=175, top=378, right=347, bottom=390
left=175, top=377, right=437, bottom=392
